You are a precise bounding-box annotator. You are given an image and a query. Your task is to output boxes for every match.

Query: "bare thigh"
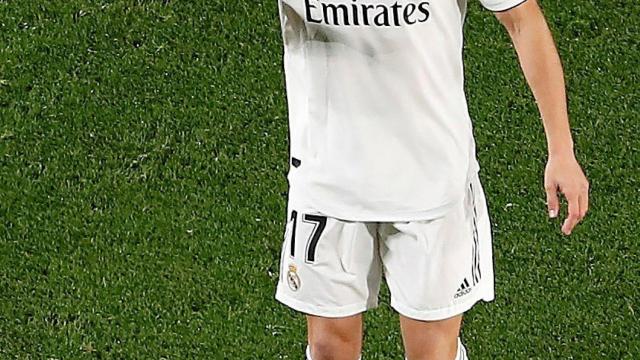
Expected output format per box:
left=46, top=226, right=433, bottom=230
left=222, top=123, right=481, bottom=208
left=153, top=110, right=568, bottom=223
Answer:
left=307, top=313, right=363, bottom=360
left=400, top=314, right=462, bottom=360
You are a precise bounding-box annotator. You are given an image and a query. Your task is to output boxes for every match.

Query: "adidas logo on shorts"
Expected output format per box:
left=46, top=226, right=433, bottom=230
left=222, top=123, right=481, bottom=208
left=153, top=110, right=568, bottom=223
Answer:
left=454, top=278, right=472, bottom=299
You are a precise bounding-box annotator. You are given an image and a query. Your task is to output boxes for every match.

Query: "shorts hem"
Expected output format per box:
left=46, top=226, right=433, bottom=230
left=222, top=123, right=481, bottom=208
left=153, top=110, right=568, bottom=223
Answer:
left=390, top=291, right=495, bottom=321
left=275, top=287, right=378, bottom=318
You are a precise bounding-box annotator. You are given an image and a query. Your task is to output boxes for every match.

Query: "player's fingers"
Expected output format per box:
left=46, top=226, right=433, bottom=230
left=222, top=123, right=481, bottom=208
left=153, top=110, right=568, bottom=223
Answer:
left=562, top=192, right=581, bottom=235
left=545, top=183, right=559, bottom=218
left=579, top=182, right=589, bottom=220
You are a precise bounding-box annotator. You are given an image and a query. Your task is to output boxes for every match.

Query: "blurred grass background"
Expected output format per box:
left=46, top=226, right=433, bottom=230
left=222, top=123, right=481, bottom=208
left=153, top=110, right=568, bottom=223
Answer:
left=0, top=0, right=638, bottom=358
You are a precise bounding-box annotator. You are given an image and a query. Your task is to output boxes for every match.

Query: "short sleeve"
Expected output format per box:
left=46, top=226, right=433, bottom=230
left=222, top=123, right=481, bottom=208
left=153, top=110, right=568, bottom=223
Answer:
left=478, top=0, right=528, bottom=12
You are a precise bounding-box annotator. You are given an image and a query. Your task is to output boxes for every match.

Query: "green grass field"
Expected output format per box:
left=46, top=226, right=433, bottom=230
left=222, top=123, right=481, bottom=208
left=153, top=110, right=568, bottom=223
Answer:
left=0, top=0, right=638, bottom=358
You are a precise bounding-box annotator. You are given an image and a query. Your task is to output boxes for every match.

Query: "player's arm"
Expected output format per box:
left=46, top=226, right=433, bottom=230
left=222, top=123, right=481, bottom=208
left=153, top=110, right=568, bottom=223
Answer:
left=494, top=0, right=589, bottom=235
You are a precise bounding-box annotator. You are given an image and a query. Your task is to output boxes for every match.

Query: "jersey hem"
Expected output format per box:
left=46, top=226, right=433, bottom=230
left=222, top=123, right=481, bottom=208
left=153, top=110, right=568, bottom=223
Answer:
left=287, top=169, right=481, bottom=222
left=484, top=0, right=528, bottom=12
left=288, top=195, right=462, bottom=223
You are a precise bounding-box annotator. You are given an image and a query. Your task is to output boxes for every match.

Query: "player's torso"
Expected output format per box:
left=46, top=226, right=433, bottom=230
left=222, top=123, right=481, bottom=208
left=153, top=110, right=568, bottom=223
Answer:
left=277, top=0, right=477, bottom=221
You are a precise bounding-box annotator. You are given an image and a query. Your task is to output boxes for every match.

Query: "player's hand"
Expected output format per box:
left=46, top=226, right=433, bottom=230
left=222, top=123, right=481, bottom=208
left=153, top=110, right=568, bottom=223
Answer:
left=544, top=153, right=589, bottom=235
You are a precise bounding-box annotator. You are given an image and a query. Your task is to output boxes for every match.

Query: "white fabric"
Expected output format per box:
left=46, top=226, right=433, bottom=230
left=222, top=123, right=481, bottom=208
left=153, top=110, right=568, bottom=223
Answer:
left=457, top=337, right=469, bottom=360
left=479, top=0, right=528, bottom=12
left=276, top=0, right=525, bottom=221
left=275, top=173, right=494, bottom=320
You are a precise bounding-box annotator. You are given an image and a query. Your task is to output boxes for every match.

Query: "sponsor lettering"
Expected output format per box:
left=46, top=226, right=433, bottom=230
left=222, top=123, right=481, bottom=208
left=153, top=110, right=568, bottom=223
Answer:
left=305, top=0, right=430, bottom=27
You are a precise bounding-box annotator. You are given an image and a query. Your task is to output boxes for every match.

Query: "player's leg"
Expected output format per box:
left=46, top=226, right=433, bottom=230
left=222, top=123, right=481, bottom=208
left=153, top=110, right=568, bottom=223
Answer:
left=306, top=313, right=363, bottom=360
left=399, top=314, right=464, bottom=360
left=379, top=173, right=494, bottom=360
left=274, top=209, right=382, bottom=359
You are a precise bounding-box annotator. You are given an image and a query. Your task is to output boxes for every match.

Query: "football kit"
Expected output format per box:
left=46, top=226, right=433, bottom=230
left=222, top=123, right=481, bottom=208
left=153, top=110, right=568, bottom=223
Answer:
left=274, top=0, right=526, bottom=323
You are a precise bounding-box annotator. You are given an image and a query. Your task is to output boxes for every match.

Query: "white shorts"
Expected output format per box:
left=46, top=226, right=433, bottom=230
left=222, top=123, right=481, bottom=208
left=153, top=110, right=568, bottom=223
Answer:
left=274, top=174, right=495, bottom=321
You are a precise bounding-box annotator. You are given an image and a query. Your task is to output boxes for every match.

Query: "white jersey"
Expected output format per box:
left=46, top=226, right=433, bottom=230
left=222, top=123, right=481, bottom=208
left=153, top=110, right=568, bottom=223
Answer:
left=276, top=0, right=526, bottom=221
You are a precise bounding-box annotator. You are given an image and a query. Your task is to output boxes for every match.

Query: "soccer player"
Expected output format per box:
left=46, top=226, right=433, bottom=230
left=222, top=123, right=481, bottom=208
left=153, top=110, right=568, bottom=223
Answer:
left=274, top=0, right=589, bottom=358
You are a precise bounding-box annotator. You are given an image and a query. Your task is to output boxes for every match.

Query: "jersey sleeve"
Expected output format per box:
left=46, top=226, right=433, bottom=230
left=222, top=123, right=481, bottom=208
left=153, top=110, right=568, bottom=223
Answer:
left=477, top=0, right=528, bottom=12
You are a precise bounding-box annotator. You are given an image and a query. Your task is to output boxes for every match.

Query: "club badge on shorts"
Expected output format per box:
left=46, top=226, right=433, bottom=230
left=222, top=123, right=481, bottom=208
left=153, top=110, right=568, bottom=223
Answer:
left=287, top=263, right=301, bottom=291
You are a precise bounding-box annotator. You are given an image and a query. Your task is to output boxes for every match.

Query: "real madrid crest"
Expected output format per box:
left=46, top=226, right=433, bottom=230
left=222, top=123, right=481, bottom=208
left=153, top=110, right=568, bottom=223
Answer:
left=287, top=263, right=301, bottom=291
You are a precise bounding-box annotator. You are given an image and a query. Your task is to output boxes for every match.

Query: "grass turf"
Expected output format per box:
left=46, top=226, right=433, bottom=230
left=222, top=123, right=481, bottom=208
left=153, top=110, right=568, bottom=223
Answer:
left=0, top=0, right=638, bottom=358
